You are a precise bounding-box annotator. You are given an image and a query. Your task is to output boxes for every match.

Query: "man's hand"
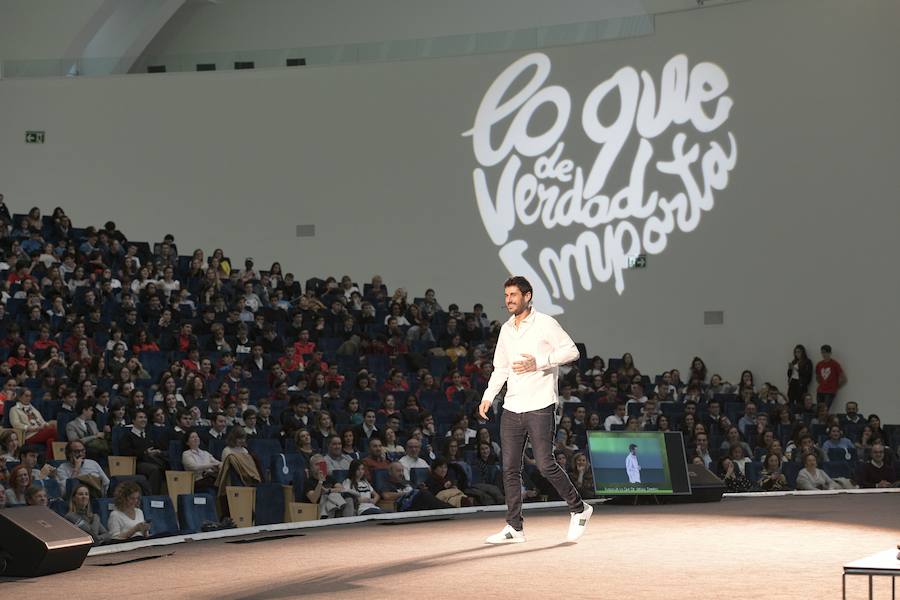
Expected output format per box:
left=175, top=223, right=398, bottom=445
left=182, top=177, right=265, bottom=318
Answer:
left=512, top=354, right=537, bottom=374
left=478, top=399, right=492, bottom=420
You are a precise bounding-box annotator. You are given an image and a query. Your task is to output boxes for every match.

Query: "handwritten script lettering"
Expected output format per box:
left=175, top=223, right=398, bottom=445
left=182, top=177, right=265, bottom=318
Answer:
left=463, top=53, right=737, bottom=315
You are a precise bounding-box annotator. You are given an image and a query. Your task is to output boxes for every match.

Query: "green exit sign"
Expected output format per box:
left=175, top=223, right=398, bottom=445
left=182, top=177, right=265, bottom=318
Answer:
left=628, top=254, right=647, bottom=269
left=25, top=131, right=45, bottom=144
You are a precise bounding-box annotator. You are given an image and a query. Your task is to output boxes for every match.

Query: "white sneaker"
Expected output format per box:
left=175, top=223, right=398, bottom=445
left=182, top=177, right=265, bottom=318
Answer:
left=566, top=503, right=593, bottom=542
left=485, top=524, right=526, bottom=544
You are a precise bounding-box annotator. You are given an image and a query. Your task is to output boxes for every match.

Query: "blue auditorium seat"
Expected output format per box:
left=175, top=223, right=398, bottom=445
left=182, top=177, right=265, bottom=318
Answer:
left=271, top=453, right=306, bottom=485
left=822, top=461, right=852, bottom=480
left=371, top=469, right=389, bottom=493
left=168, top=440, right=185, bottom=471
left=782, top=462, right=801, bottom=489
left=410, top=467, right=430, bottom=486
left=97, top=498, right=118, bottom=529
left=248, top=438, right=282, bottom=481
left=255, top=483, right=288, bottom=525
left=141, top=494, right=180, bottom=536
left=178, top=493, right=218, bottom=533
left=827, top=448, right=852, bottom=462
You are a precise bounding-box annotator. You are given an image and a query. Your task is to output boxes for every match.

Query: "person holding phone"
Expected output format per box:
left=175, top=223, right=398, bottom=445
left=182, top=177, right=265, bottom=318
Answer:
left=479, top=276, right=591, bottom=544
left=107, top=481, right=151, bottom=539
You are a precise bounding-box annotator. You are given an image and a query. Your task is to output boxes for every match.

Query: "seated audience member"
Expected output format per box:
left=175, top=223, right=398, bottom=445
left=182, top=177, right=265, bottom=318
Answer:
left=55, top=440, right=110, bottom=496
left=5, top=464, right=32, bottom=505
left=302, top=454, right=353, bottom=519
left=855, top=425, right=876, bottom=461
left=795, top=452, right=839, bottom=491
left=66, top=399, right=110, bottom=459
left=24, top=484, right=49, bottom=506
left=382, top=427, right=404, bottom=456
left=424, top=458, right=471, bottom=507
left=107, top=481, right=151, bottom=540
left=8, top=388, right=57, bottom=453
left=341, top=429, right=361, bottom=461
left=821, top=425, right=854, bottom=460
left=841, top=401, right=865, bottom=426
left=323, top=435, right=352, bottom=475
left=717, top=457, right=753, bottom=493
left=65, top=483, right=112, bottom=545
left=18, top=444, right=55, bottom=482
left=790, top=434, right=826, bottom=465
left=688, top=431, right=715, bottom=469
left=758, top=453, right=788, bottom=492
left=398, top=438, right=430, bottom=479
left=377, top=461, right=452, bottom=512
left=857, top=443, right=898, bottom=489
left=0, top=429, right=20, bottom=462
left=604, top=403, right=627, bottom=431
left=292, top=429, right=316, bottom=463
left=119, top=408, right=166, bottom=493
left=719, top=426, right=753, bottom=459
left=568, top=453, right=596, bottom=500
left=727, top=443, right=752, bottom=476
left=362, top=437, right=390, bottom=478
left=181, top=430, right=221, bottom=490
left=341, top=459, right=382, bottom=515
left=220, top=428, right=251, bottom=462
left=352, top=409, right=379, bottom=450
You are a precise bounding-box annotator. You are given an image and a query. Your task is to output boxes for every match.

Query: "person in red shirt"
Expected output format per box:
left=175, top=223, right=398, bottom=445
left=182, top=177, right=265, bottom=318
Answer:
left=181, top=348, right=201, bottom=373
left=815, top=344, right=846, bottom=410
left=177, top=323, right=198, bottom=353
left=444, top=370, right=471, bottom=403
left=6, top=342, right=32, bottom=368
left=31, top=325, right=59, bottom=355
left=61, top=321, right=99, bottom=356
left=278, top=345, right=305, bottom=373
left=293, top=329, right=316, bottom=356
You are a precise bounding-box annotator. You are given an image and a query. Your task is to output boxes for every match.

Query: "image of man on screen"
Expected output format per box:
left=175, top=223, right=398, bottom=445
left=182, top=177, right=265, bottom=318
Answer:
left=626, top=444, right=641, bottom=483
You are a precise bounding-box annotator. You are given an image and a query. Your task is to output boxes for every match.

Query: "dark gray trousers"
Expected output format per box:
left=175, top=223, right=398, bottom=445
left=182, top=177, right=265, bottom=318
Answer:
left=500, top=404, right=583, bottom=530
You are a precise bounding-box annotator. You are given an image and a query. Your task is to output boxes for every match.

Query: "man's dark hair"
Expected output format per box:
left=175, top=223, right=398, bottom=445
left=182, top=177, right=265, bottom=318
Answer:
left=503, top=276, right=533, bottom=299
left=75, top=399, right=93, bottom=415
left=431, top=458, right=448, bottom=470
left=821, top=344, right=832, bottom=353
left=629, top=444, right=638, bottom=451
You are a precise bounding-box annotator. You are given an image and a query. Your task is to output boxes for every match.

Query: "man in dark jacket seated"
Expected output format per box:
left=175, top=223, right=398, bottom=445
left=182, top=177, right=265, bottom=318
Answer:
left=857, top=443, right=898, bottom=488
left=119, top=408, right=167, bottom=494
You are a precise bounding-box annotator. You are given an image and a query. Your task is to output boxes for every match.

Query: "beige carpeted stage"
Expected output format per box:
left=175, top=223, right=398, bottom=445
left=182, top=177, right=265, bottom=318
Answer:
left=3, top=493, right=899, bottom=599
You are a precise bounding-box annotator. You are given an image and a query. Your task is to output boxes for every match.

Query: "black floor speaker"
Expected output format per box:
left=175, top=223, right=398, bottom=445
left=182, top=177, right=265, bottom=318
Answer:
left=0, top=506, right=93, bottom=576
left=665, top=464, right=725, bottom=504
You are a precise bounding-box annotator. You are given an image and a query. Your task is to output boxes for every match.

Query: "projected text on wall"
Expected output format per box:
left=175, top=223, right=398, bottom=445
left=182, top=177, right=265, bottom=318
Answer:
left=463, top=53, right=737, bottom=315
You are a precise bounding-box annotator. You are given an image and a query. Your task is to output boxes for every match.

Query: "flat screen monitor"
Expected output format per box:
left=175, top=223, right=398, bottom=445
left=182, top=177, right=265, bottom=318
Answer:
left=586, top=431, right=691, bottom=495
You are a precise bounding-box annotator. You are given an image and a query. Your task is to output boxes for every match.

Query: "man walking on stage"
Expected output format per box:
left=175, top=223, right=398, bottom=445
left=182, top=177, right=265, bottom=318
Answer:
left=479, top=276, right=593, bottom=544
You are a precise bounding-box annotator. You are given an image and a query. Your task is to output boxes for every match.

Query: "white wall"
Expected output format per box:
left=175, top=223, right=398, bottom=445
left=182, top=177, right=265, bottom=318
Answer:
left=1, top=0, right=898, bottom=421
left=0, top=0, right=107, bottom=60
left=141, top=0, right=657, bottom=56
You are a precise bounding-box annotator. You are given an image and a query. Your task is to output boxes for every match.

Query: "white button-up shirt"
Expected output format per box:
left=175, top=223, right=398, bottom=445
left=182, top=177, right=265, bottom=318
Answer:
left=481, top=308, right=579, bottom=414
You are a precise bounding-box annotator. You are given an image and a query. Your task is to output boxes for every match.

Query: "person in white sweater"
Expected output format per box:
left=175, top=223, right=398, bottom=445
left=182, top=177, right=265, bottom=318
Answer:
left=107, top=480, right=151, bottom=539
left=795, top=452, right=839, bottom=491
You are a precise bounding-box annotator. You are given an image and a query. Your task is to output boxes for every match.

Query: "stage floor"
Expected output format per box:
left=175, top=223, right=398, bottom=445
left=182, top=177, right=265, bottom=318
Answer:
left=3, top=493, right=899, bottom=599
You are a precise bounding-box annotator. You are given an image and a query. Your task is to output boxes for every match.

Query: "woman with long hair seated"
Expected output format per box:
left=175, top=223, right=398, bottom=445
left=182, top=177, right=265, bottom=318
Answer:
left=65, top=483, right=112, bottom=544
left=4, top=464, right=32, bottom=506
left=567, top=452, right=597, bottom=500
left=341, top=459, right=382, bottom=516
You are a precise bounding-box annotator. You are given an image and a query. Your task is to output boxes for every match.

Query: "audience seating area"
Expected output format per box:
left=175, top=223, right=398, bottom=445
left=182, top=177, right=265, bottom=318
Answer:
left=0, top=203, right=897, bottom=545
